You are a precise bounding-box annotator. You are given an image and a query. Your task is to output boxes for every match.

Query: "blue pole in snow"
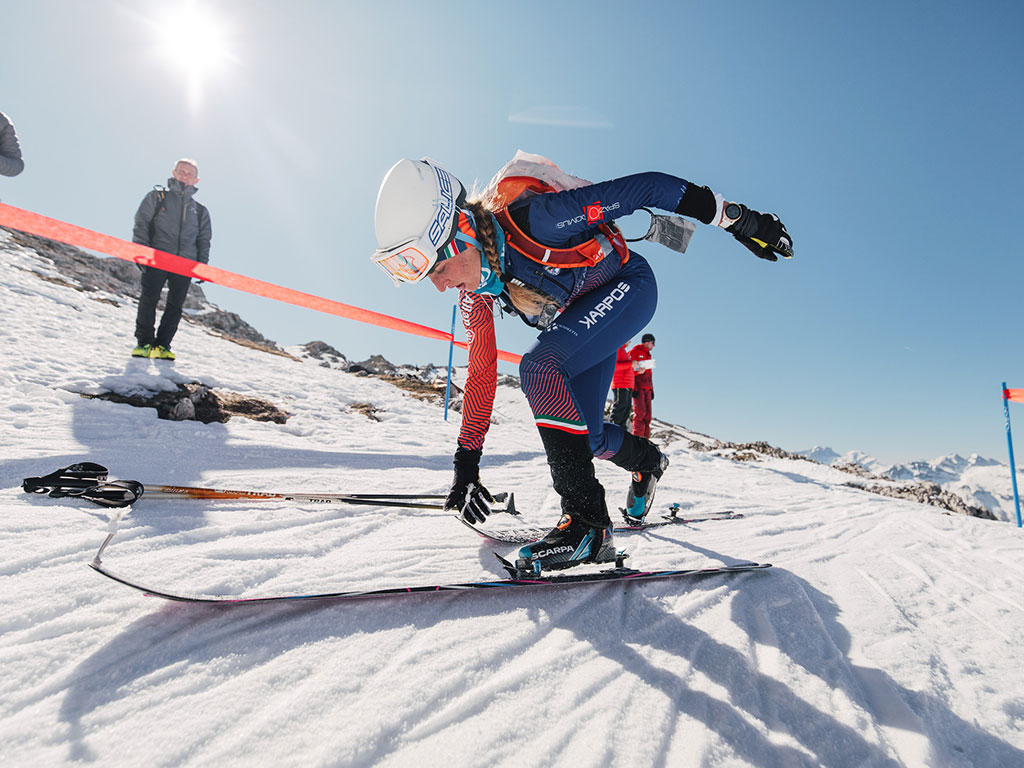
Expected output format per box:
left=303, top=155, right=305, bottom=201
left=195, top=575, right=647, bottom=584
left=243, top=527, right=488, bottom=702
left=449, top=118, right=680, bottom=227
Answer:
left=443, top=304, right=457, bottom=421
left=1002, top=381, right=1022, bottom=528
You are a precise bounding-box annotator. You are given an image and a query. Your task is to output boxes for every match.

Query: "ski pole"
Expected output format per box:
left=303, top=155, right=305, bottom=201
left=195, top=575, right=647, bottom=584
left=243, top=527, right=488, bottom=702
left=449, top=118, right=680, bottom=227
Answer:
left=146, top=486, right=447, bottom=509
left=144, top=485, right=514, bottom=513
left=444, top=302, right=456, bottom=421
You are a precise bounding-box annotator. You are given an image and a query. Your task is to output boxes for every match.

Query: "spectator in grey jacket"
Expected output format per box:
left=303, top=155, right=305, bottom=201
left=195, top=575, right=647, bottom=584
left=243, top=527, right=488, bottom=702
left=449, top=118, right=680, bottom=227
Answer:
left=0, top=112, right=25, bottom=177
left=131, top=158, right=212, bottom=360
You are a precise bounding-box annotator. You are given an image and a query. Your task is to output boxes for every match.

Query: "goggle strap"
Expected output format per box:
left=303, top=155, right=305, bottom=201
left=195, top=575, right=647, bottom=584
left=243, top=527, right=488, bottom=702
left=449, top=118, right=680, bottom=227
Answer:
left=454, top=231, right=482, bottom=251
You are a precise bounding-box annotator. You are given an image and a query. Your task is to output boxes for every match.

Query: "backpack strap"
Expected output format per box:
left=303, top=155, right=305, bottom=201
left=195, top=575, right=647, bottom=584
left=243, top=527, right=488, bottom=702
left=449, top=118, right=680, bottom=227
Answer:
left=492, top=176, right=629, bottom=269
left=494, top=205, right=629, bottom=268
left=148, top=185, right=168, bottom=239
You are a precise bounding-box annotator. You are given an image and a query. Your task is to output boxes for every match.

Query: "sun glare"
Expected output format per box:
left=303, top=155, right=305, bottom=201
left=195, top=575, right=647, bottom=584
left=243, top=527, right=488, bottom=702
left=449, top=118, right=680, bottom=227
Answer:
left=155, top=0, right=231, bottom=109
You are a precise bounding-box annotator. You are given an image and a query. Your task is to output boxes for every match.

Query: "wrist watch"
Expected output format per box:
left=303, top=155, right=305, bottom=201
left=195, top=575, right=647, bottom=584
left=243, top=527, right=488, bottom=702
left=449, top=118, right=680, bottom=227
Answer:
left=720, top=202, right=743, bottom=229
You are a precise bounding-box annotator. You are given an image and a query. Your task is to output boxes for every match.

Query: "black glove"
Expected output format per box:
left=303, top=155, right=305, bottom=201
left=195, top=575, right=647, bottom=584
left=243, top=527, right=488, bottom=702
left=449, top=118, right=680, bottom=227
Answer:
left=726, top=205, right=794, bottom=261
left=444, top=447, right=494, bottom=524
left=632, top=390, right=639, bottom=397
left=651, top=391, right=655, bottom=401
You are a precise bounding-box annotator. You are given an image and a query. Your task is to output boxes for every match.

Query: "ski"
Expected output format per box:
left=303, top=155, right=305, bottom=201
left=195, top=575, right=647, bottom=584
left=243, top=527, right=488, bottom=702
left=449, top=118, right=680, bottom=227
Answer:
left=618, top=507, right=744, bottom=531
left=461, top=507, right=744, bottom=545
left=87, top=559, right=771, bottom=605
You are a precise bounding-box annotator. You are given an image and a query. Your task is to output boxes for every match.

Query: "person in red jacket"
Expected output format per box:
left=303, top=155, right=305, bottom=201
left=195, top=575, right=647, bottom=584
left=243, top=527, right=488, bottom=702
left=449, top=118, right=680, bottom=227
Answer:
left=609, top=344, right=635, bottom=430
left=630, top=333, right=656, bottom=439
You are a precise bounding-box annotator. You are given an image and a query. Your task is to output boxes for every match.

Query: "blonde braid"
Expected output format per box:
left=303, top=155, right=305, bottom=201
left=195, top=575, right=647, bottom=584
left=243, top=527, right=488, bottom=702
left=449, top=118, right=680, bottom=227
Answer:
left=464, top=200, right=549, bottom=316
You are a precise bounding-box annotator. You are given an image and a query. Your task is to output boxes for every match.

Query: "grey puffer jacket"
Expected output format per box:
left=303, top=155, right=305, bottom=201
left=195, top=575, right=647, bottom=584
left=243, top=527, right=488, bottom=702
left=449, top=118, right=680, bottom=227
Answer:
left=132, top=177, right=212, bottom=263
left=0, top=112, right=24, bottom=177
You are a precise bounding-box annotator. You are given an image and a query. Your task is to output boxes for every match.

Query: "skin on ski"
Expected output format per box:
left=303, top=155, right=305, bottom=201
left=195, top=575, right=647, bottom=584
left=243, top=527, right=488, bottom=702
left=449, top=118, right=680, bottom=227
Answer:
left=87, top=560, right=771, bottom=605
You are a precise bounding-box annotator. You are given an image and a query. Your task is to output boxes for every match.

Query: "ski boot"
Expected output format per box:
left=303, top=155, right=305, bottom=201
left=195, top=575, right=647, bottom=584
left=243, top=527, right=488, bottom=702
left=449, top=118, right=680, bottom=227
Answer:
left=623, top=450, right=670, bottom=524
left=151, top=345, right=176, bottom=360
left=517, top=427, right=617, bottom=575
left=516, top=513, right=616, bottom=576
left=131, top=344, right=153, bottom=358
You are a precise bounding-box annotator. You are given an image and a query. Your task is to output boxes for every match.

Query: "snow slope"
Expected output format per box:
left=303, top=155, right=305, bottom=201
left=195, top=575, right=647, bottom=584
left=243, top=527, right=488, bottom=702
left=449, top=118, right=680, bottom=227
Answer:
left=3, top=229, right=1024, bottom=767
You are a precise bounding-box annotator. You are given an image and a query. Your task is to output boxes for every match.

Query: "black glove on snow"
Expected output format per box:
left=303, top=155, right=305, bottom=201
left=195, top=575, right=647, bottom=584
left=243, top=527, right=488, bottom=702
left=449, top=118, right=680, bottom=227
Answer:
left=444, top=447, right=494, bottom=524
left=727, top=205, right=794, bottom=261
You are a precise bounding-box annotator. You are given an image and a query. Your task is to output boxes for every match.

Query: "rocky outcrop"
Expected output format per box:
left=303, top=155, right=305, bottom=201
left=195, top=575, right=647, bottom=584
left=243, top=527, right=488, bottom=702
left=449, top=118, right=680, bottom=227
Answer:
left=302, top=341, right=349, bottom=369
left=845, top=481, right=996, bottom=520
left=84, top=382, right=288, bottom=424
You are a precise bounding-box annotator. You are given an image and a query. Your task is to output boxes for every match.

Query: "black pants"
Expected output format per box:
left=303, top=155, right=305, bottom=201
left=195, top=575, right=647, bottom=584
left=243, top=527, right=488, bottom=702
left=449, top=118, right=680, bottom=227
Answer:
left=135, top=267, right=192, bottom=348
left=610, top=388, right=633, bottom=430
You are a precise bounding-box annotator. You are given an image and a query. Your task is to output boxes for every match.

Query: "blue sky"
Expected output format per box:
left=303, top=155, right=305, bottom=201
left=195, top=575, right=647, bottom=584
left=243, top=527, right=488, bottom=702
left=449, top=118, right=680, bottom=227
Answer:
left=3, top=0, right=1023, bottom=464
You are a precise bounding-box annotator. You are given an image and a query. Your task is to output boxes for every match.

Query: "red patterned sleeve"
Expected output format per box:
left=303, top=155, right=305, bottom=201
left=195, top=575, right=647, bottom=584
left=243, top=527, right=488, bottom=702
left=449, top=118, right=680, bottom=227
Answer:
left=457, top=290, right=497, bottom=452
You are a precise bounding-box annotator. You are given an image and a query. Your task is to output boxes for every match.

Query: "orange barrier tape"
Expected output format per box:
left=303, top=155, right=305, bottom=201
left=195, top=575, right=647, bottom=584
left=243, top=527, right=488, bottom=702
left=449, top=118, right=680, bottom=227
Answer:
left=0, top=203, right=522, bottom=364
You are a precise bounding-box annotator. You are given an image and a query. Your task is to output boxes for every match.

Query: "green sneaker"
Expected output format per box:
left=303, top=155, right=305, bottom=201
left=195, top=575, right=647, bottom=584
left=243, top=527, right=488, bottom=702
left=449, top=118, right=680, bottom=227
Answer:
left=131, top=344, right=153, bottom=358
left=151, top=345, right=176, bottom=360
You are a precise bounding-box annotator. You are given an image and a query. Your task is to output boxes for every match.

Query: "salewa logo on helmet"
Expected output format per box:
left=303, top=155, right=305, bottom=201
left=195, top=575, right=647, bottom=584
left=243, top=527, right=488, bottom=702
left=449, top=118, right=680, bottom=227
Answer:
left=427, top=167, right=456, bottom=247
left=579, top=281, right=630, bottom=329
left=555, top=201, right=621, bottom=229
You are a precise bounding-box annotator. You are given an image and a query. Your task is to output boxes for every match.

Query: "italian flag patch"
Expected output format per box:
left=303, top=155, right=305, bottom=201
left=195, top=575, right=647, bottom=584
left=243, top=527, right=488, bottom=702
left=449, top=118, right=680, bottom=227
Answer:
left=535, top=416, right=588, bottom=434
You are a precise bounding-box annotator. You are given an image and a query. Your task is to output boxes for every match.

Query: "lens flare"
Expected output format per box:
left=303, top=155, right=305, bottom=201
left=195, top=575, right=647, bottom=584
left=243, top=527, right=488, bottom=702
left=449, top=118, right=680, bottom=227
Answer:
left=155, top=0, right=231, bottom=109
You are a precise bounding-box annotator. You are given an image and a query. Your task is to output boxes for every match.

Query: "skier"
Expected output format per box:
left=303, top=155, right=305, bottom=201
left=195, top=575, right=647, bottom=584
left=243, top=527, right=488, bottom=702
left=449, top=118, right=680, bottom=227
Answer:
left=371, top=155, right=792, bottom=572
left=629, top=333, right=656, bottom=440
left=609, top=343, right=635, bottom=431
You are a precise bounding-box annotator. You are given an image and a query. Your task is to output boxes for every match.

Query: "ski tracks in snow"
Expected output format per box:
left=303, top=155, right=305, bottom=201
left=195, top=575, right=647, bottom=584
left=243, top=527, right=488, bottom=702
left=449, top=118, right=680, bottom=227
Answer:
left=4, top=233, right=1024, bottom=766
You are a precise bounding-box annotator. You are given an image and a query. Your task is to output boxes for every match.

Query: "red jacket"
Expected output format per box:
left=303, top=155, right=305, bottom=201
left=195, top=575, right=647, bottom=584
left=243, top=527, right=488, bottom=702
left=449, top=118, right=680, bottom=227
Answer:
left=611, top=345, right=634, bottom=389
left=629, top=344, right=653, bottom=390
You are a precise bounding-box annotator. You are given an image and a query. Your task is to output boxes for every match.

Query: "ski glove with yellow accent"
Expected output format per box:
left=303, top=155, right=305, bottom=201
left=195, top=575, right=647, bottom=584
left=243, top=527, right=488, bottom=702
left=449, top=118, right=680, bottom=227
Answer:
left=725, top=203, right=794, bottom=261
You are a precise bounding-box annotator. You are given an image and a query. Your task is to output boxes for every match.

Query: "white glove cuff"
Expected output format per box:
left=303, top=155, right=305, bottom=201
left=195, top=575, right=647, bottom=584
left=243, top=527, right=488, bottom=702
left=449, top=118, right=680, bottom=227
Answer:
left=711, top=193, right=727, bottom=228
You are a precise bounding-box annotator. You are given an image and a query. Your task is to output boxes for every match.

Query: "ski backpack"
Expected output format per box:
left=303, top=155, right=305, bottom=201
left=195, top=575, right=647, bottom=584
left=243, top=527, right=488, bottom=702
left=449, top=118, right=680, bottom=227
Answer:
left=481, top=151, right=629, bottom=269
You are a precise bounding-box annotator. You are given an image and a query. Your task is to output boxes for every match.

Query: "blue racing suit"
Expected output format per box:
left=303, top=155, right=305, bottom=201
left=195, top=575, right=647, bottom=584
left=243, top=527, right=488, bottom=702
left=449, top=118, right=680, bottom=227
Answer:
left=457, top=171, right=694, bottom=462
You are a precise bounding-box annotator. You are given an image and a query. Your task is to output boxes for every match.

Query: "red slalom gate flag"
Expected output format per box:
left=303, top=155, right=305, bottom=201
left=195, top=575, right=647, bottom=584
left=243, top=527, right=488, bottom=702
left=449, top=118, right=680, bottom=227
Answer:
left=1004, top=389, right=1024, bottom=403
left=0, top=202, right=523, bottom=364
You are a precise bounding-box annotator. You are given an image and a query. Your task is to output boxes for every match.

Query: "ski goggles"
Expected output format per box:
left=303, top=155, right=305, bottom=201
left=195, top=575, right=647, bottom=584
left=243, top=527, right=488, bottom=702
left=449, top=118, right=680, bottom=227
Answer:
left=373, top=207, right=484, bottom=285
left=372, top=231, right=467, bottom=285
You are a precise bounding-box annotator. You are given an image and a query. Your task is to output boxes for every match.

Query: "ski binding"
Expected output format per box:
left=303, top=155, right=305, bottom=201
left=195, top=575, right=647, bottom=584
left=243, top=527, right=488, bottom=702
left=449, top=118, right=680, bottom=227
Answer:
left=495, top=550, right=630, bottom=579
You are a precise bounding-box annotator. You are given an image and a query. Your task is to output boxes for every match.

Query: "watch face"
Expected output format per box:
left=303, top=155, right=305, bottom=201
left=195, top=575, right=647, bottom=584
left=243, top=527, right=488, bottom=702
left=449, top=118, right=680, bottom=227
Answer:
left=725, top=203, right=742, bottom=220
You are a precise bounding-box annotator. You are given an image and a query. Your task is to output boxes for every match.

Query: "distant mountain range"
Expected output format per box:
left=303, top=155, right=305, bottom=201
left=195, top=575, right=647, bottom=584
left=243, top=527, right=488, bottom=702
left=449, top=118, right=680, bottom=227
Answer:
left=798, top=446, right=1021, bottom=523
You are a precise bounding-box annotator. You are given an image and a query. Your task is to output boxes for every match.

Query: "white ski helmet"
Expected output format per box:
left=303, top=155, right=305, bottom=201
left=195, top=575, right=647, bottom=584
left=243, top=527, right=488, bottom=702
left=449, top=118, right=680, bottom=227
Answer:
left=372, top=157, right=467, bottom=285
